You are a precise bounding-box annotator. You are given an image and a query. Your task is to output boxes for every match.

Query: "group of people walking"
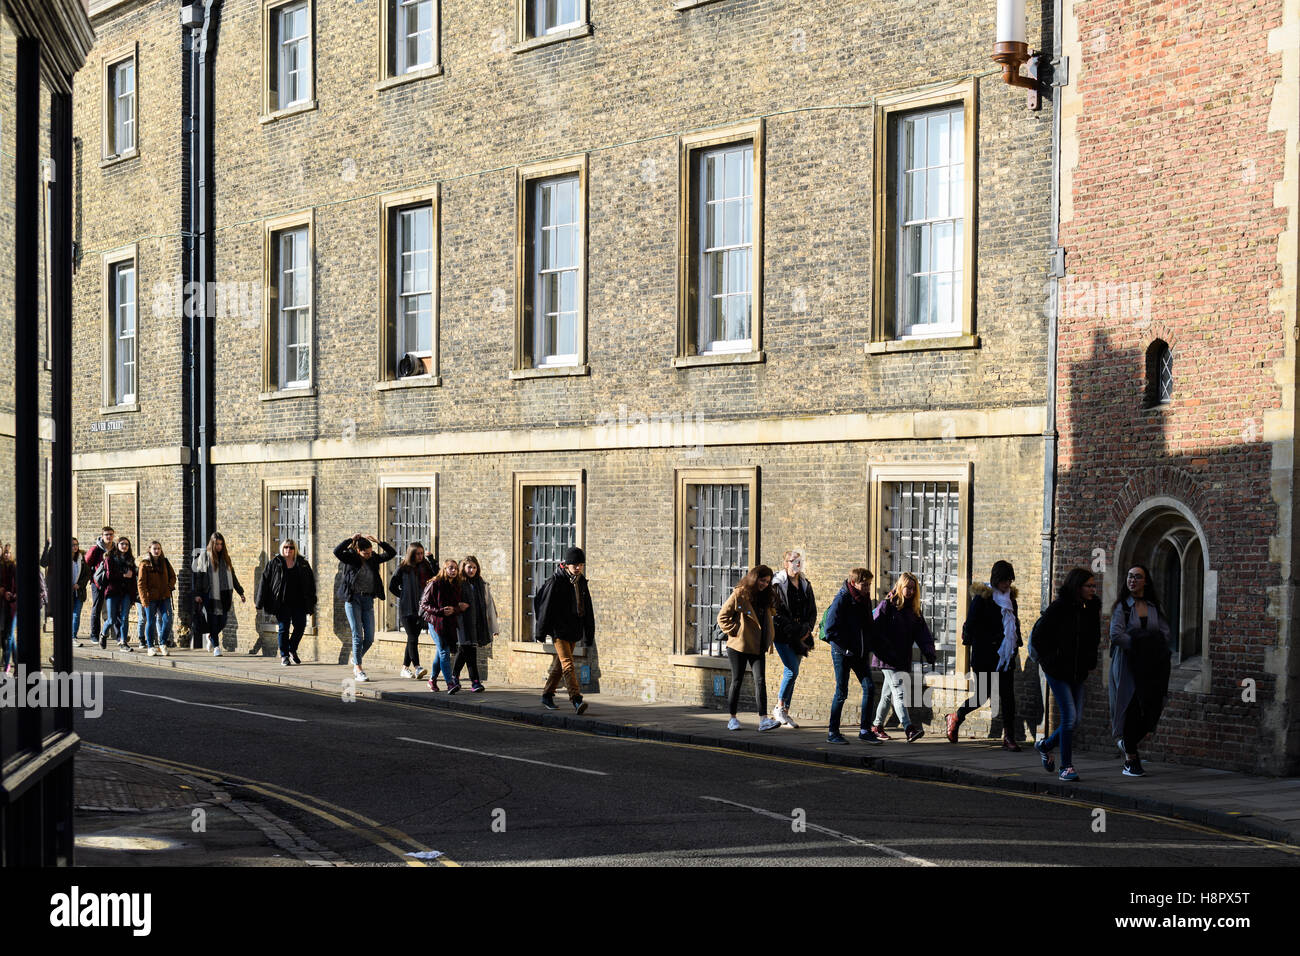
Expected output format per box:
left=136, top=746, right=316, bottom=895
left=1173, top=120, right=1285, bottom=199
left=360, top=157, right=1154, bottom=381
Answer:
left=715, top=551, right=1173, bottom=778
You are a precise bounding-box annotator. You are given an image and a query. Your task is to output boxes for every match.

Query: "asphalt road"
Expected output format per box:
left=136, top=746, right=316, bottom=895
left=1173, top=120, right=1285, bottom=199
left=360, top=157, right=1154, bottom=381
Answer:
left=75, top=661, right=1297, bottom=867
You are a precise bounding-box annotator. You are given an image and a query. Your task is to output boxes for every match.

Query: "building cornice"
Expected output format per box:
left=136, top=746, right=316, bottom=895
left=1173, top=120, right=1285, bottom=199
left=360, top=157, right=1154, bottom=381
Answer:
left=4, top=0, right=95, bottom=91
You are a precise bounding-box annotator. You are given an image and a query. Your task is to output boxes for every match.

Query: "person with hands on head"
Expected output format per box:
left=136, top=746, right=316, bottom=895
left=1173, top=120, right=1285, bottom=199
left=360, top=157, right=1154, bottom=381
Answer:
left=420, top=557, right=465, bottom=692
left=1030, top=567, right=1102, bottom=782
left=868, top=571, right=936, bottom=742
left=770, top=550, right=817, bottom=729
left=137, top=540, right=177, bottom=657
left=334, top=533, right=397, bottom=683
left=1108, top=564, right=1172, bottom=778
left=717, top=564, right=780, bottom=732
left=192, top=531, right=246, bottom=656
left=257, top=538, right=317, bottom=667
left=822, top=568, right=883, bottom=745
left=533, top=546, right=594, bottom=714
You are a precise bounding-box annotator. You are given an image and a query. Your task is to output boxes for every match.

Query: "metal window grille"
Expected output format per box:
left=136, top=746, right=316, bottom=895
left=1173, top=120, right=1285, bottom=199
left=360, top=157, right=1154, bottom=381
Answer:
left=1158, top=346, right=1173, bottom=403
left=273, top=490, right=309, bottom=559
left=897, top=105, right=964, bottom=336
left=886, top=481, right=960, bottom=674
left=385, top=486, right=431, bottom=627
left=697, top=143, right=753, bottom=354
left=523, top=485, right=576, bottom=639
left=687, top=484, right=749, bottom=657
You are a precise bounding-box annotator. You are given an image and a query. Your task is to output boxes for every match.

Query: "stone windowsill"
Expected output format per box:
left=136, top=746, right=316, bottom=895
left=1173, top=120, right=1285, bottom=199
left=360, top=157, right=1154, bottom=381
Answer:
left=99, top=148, right=139, bottom=170
left=511, top=641, right=588, bottom=657
left=375, top=374, right=442, bottom=391
left=258, top=386, right=316, bottom=402
left=259, top=100, right=318, bottom=125
left=675, top=0, right=729, bottom=9
left=374, top=64, right=444, bottom=92
left=672, top=654, right=731, bottom=670
left=864, top=334, right=980, bottom=355
left=672, top=350, right=765, bottom=369
left=511, top=23, right=592, bottom=54
left=98, top=402, right=139, bottom=416
left=509, top=363, right=590, bottom=380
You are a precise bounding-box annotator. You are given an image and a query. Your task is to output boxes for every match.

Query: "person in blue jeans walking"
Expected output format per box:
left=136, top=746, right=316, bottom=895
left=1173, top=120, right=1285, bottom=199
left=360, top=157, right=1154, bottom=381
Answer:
left=103, top=537, right=138, bottom=651
left=770, top=550, right=816, bottom=728
left=1030, top=567, right=1101, bottom=782
left=257, top=538, right=317, bottom=667
left=136, top=541, right=177, bottom=657
left=822, top=567, right=883, bottom=745
left=334, top=533, right=396, bottom=682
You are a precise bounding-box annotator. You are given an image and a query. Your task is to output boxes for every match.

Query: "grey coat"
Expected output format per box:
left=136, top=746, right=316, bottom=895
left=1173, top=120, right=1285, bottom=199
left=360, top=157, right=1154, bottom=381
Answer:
left=1108, top=597, right=1173, bottom=740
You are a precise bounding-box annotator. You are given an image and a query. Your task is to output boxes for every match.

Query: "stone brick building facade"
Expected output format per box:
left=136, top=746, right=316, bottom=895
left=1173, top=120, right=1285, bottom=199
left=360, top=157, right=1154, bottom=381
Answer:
left=1056, top=0, right=1300, bottom=773
left=73, top=0, right=1064, bottom=741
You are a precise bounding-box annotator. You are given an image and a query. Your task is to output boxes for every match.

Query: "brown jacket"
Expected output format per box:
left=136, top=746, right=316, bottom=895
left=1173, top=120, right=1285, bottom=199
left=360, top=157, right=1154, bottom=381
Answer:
left=137, top=556, right=177, bottom=606
left=717, top=586, right=774, bottom=656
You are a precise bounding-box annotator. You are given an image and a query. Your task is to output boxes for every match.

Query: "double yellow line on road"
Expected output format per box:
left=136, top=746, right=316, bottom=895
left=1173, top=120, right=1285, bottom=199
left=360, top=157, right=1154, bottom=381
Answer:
left=82, top=742, right=458, bottom=867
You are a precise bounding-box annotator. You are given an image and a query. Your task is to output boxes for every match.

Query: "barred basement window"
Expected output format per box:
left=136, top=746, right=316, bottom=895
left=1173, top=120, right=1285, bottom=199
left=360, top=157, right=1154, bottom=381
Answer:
left=518, top=482, right=578, bottom=641
left=685, top=484, right=750, bottom=657
left=382, top=482, right=434, bottom=629
left=263, top=481, right=314, bottom=630
left=883, top=481, right=961, bottom=674
left=272, top=490, right=310, bottom=560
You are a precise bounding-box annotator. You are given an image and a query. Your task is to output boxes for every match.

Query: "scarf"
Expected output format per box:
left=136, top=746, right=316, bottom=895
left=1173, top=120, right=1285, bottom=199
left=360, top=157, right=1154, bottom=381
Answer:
left=992, top=585, right=1018, bottom=671
left=193, top=551, right=232, bottom=597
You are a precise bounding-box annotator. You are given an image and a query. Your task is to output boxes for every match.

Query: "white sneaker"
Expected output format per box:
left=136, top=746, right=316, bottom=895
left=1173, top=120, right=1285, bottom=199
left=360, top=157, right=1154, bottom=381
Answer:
left=758, top=717, right=780, bottom=732
left=775, top=705, right=799, bottom=729
left=146, top=647, right=157, bottom=657
left=355, top=669, right=369, bottom=683
left=727, top=716, right=742, bottom=731
left=400, top=667, right=414, bottom=679
left=158, top=646, right=168, bottom=657
left=414, top=666, right=428, bottom=680
left=213, top=646, right=222, bottom=657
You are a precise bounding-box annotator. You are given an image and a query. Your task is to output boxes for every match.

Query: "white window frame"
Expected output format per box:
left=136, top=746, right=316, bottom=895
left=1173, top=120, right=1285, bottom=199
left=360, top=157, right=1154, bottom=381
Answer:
left=531, top=175, right=582, bottom=368
left=101, top=245, right=139, bottom=410
left=378, top=185, right=440, bottom=384
left=278, top=2, right=311, bottom=108
left=278, top=227, right=311, bottom=389
left=695, top=142, right=755, bottom=355
left=262, top=211, right=315, bottom=394
left=262, top=0, right=316, bottom=119
left=397, top=0, right=435, bottom=74
left=100, top=45, right=139, bottom=162
left=533, top=0, right=582, bottom=36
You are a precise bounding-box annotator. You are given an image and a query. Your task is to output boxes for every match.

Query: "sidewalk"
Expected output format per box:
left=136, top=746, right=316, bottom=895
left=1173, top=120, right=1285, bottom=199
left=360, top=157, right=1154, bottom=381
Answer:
left=76, top=745, right=342, bottom=866
left=79, top=645, right=1300, bottom=848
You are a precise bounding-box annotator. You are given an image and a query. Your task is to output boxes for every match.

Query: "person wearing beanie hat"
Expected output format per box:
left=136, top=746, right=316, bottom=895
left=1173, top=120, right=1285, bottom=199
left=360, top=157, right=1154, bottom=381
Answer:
left=946, top=560, right=1023, bottom=749
left=533, top=548, right=594, bottom=714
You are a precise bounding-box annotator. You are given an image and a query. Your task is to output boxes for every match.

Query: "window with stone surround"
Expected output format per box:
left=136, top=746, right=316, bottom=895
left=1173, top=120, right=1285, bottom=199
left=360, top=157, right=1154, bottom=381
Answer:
left=101, top=245, right=138, bottom=409
left=674, top=468, right=759, bottom=658
left=676, top=122, right=764, bottom=367
left=871, top=80, right=978, bottom=352
left=103, top=51, right=136, bottom=160
left=516, top=0, right=588, bottom=43
left=263, top=0, right=315, bottom=117
left=512, top=472, right=584, bottom=642
left=379, top=187, right=439, bottom=382
left=262, top=211, right=314, bottom=393
left=385, top=0, right=437, bottom=77
left=378, top=476, right=437, bottom=631
left=262, top=479, right=314, bottom=631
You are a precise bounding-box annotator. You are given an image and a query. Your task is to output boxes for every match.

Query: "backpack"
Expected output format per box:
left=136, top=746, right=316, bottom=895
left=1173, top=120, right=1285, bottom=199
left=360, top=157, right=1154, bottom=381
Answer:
left=816, top=605, right=830, bottom=642
left=92, top=553, right=110, bottom=592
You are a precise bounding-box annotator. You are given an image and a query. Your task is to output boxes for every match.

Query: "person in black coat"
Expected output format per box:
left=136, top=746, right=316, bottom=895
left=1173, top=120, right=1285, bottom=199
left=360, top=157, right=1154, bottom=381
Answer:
left=1030, top=567, right=1102, bottom=782
left=334, top=533, right=397, bottom=682
left=387, top=543, right=435, bottom=680
left=1108, top=564, right=1172, bottom=777
left=533, top=546, right=594, bottom=714
left=256, top=539, right=317, bottom=666
left=947, top=560, right=1024, bottom=750
left=822, top=567, right=882, bottom=745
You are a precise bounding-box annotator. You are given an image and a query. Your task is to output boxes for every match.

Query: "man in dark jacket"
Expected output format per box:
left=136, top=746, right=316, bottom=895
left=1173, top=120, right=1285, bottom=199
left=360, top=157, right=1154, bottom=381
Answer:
left=83, top=526, right=115, bottom=650
left=257, top=539, right=317, bottom=666
left=822, top=568, right=881, bottom=745
left=948, top=560, right=1023, bottom=749
left=334, top=534, right=396, bottom=681
left=533, top=546, right=594, bottom=714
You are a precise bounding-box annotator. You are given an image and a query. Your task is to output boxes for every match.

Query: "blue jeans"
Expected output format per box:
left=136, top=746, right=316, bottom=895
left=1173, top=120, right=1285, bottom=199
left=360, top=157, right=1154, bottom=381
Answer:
left=2, top=612, right=15, bottom=668
left=140, top=599, right=172, bottom=648
left=1041, top=673, right=1086, bottom=768
left=828, top=644, right=874, bottom=736
left=104, top=595, right=133, bottom=644
left=277, top=611, right=307, bottom=659
left=71, top=593, right=84, bottom=641
left=773, top=642, right=802, bottom=707
left=344, top=597, right=375, bottom=667
left=429, top=625, right=455, bottom=683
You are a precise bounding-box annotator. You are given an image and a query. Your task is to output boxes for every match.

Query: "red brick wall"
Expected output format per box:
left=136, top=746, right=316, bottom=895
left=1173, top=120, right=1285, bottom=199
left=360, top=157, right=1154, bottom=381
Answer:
left=1056, top=1, right=1291, bottom=772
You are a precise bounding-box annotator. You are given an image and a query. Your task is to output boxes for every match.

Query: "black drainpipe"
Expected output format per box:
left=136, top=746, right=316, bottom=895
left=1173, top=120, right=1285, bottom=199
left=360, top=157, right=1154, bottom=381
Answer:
left=182, top=1, right=220, bottom=642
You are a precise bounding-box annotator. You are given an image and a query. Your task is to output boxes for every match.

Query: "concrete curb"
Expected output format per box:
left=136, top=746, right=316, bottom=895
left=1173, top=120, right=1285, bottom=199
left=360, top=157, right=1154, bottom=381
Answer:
left=83, top=649, right=1299, bottom=848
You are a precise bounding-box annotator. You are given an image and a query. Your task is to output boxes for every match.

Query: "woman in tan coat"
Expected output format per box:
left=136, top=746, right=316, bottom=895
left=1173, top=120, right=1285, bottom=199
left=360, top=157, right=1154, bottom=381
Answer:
left=137, top=540, right=177, bottom=657
left=717, top=564, right=780, bottom=732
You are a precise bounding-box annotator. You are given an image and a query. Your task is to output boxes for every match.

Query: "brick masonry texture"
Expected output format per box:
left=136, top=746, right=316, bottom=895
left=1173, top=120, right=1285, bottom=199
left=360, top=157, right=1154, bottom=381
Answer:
left=1056, top=1, right=1298, bottom=772
left=68, top=1, right=1062, bottom=740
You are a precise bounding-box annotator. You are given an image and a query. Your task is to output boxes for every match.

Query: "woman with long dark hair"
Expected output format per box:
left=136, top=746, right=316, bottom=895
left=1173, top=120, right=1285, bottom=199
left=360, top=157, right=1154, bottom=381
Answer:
left=137, top=540, right=177, bottom=657
left=717, top=565, right=779, bottom=732
left=770, top=550, right=817, bottom=728
left=455, top=555, right=498, bottom=692
left=1030, top=567, right=1101, bottom=782
left=1109, top=564, right=1172, bottom=777
left=192, top=531, right=245, bottom=657
left=104, top=536, right=138, bottom=651
left=388, top=542, right=434, bottom=680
